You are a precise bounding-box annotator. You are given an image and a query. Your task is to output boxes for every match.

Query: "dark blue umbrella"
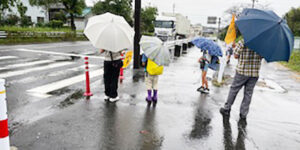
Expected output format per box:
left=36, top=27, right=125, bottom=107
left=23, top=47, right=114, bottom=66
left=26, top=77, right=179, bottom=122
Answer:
left=192, top=37, right=223, bottom=57
left=236, top=8, right=294, bottom=62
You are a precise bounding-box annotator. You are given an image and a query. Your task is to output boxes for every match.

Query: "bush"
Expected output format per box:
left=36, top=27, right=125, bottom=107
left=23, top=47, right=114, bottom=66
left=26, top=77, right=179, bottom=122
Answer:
left=20, top=17, right=33, bottom=27
left=53, top=11, right=67, bottom=23
left=36, top=22, right=45, bottom=27
left=5, top=15, right=20, bottom=26
left=46, top=20, right=64, bottom=28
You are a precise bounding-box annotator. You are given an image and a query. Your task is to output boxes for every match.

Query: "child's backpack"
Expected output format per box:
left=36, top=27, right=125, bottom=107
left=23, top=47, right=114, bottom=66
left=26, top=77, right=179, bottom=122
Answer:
left=146, top=59, right=164, bottom=75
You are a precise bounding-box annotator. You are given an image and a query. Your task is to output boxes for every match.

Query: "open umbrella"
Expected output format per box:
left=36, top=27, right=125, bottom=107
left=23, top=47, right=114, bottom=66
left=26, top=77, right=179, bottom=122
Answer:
left=236, top=8, right=294, bottom=62
left=139, top=36, right=170, bottom=66
left=192, top=37, right=223, bottom=57
left=84, top=12, right=134, bottom=52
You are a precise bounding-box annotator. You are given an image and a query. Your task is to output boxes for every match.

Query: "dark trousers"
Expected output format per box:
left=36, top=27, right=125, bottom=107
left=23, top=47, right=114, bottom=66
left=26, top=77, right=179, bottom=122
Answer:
left=224, top=73, right=259, bottom=117
left=104, top=60, right=122, bottom=98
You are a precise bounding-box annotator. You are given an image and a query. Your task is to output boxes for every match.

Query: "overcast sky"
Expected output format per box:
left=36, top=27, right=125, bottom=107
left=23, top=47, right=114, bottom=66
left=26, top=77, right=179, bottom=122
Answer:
left=86, top=0, right=300, bottom=27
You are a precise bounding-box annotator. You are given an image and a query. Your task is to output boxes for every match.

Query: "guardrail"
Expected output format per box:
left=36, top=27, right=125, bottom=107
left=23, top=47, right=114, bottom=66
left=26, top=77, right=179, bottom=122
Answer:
left=0, top=31, right=7, bottom=39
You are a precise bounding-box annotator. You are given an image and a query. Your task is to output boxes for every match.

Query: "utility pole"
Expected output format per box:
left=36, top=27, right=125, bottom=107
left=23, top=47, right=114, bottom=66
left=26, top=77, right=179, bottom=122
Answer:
left=173, top=3, right=175, bottom=15
left=134, top=0, right=141, bottom=69
left=252, top=0, right=258, bottom=8
left=217, top=17, right=221, bottom=40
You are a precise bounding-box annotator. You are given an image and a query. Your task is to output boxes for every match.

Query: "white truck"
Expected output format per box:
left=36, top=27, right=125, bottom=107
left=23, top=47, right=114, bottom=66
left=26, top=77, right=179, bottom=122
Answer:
left=154, top=13, right=192, bottom=41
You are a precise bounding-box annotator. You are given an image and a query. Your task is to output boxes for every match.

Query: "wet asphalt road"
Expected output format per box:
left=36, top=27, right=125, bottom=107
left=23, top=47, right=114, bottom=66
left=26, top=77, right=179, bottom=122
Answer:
left=1, top=42, right=300, bottom=150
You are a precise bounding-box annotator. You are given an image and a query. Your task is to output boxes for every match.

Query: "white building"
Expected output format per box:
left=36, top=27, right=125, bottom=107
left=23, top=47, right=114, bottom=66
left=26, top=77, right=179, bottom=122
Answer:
left=7, top=0, right=48, bottom=24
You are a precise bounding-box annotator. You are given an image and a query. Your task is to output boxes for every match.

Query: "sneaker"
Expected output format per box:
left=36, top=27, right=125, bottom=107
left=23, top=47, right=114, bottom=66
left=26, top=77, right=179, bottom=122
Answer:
left=104, top=95, right=110, bottom=101
left=197, top=86, right=205, bottom=92
left=109, top=96, right=119, bottom=102
left=220, top=107, right=230, bottom=116
left=204, top=88, right=210, bottom=93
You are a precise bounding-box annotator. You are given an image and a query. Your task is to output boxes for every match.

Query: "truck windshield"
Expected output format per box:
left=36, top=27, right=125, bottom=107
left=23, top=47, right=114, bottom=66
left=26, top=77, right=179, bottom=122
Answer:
left=154, top=21, right=174, bottom=28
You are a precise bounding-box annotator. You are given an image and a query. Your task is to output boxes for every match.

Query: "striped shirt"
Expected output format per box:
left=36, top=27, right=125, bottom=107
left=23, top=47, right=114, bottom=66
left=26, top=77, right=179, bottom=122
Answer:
left=234, top=45, right=262, bottom=77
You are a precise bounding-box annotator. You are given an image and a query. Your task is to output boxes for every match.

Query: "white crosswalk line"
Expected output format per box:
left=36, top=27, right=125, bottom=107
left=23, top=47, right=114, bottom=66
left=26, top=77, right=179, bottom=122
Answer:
left=0, top=60, right=55, bottom=71
left=27, top=69, right=103, bottom=97
left=0, top=62, right=74, bottom=78
left=15, top=48, right=105, bottom=59
left=0, top=56, right=18, bottom=60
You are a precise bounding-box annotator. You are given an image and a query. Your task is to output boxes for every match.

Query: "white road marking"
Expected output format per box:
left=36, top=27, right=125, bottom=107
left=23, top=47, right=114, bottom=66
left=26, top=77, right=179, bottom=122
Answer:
left=0, top=56, right=18, bottom=60
left=27, top=69, right=103, bottom=96
left=15, top=48, right=105, bottom=60
left=0, top=60, right=55, bottom=71
left=0, top=62, right=74, bottom=78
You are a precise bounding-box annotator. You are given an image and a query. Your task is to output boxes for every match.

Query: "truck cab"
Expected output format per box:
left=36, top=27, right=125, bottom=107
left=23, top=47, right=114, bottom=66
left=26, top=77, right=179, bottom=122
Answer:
left=154, top=16, right=176, bottom=41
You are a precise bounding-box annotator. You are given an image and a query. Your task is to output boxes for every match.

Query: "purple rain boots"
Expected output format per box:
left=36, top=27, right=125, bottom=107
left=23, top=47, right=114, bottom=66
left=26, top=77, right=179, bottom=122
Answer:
left=146, top=90, right=152, bottom=106
left=152, top=90, right=158, bottom=106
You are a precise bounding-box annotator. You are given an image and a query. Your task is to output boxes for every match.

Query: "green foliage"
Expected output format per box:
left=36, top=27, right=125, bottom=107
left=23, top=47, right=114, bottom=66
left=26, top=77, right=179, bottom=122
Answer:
left=92, top=0, right=133, bottom=25
left=4, top=14, right=19, bottom=26
left=29, top=0, right=58, bottom=10
left=281, top=51, right=300, bottom=72
left=61, top=0, right=86, bottom=30
left=218, top=25, right=241, bottom=41
left=0, top=0, right=16, bottom=22
left=284, top=7, right=300, bottom=36
left=17, top=0, right=27, bottom=17
left=53, top=10, right=67, bottom=23
left=0, top=26, right=76, bottom=32
left=20, top=16, right=33, bottom=27
left=46, top=20, right=63, bottom=28
left=141, top=6, right=158, bottom=33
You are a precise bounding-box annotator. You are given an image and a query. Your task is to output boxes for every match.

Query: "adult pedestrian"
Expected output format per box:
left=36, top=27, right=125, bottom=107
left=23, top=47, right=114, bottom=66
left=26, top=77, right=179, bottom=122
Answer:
left=220, top=41, right=262, bottom=120
left=100, top=49, right=123, bottom=102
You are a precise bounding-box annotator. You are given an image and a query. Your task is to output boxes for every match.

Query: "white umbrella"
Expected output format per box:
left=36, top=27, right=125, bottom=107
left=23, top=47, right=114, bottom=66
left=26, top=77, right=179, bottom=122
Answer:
left=139, top=36, right=170, bottom=66
left=84, top=12, right=134, bottom=52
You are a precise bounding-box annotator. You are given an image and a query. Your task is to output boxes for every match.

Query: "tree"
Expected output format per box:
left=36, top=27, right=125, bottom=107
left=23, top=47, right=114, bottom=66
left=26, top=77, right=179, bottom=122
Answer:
left=0, top=0, right=16, bottom=23
left=61, top=0, right=85, bottom=30
left=92, top=0, right=133, bottom=25
left=141, top=6, right=158, bottom=33
left=29, top=0, right=59, bottom=23
left=17, top=0, right=32, bottom=26
left=284, top=7, right=300, bottom=36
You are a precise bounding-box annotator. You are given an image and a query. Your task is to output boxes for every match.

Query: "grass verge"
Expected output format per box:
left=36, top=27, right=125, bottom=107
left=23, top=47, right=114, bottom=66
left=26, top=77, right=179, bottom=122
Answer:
left=281, top=50, right=300, bottom=73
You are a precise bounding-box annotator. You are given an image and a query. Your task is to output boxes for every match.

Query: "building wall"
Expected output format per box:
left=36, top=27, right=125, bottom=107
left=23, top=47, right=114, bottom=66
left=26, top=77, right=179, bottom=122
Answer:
left=7, top=0, right=48, bottom=24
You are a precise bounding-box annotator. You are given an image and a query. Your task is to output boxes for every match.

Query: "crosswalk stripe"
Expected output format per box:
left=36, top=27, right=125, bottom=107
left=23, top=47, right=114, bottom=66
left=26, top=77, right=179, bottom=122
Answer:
left=27, top=69, right=103, bottom=95
left=0, top=60, right=55, bottom=71
left=15, top=48, right=105, bottom=60
left=0, top=62, right=74, bottom=78
left=0, top=56, right=18, bottom=60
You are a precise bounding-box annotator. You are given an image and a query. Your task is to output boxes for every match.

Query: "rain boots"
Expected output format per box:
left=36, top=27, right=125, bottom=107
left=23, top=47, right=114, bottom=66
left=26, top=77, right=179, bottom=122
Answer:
left=146, top=90, right=152, bottom=106
left=146, top=90, right=158, bottom=106
left=152, top=90, right=158, bottom=106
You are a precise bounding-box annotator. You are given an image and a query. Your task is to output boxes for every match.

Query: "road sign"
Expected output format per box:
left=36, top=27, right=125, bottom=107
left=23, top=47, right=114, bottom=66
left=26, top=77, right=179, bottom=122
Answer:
left=207, top=16, right=217, bottom=24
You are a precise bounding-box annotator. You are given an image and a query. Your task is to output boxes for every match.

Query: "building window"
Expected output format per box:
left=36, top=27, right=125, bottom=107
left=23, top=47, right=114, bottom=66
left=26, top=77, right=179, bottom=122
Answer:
left=26, top=16, right=32, bottom=22
left=37, top=17, right=44, bottom=23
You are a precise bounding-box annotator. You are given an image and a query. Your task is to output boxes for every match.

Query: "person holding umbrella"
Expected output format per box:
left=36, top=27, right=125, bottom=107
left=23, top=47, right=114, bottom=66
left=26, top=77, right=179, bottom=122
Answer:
left=197, top=50, right=211, bottom=93
left=219, top=40, right=262, bottom=119
left=220, top=8, right=294, bottom=120
left=100, top=49, right=123, bottom=102
left=84, top=12, right=135, bottom=102
left=192, top=37, right=223, bottom=94
left=140, top=36, right=170, bottom=106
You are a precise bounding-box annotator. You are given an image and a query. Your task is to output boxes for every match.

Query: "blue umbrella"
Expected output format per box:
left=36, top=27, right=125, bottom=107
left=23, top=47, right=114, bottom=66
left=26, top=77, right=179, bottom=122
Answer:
left=236, top=8, right=294, bottom=62
left=192, top=37, right=223, bottom=57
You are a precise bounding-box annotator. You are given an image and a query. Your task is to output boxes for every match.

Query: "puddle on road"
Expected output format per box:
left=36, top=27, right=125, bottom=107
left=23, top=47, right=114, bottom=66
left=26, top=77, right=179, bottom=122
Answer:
left=58, top=89, right=84, bottom=108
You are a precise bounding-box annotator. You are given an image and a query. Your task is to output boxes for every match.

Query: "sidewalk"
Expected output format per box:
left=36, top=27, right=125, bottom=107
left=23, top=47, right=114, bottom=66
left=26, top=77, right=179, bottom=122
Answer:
left=10, top=46, right=300, bottom=150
